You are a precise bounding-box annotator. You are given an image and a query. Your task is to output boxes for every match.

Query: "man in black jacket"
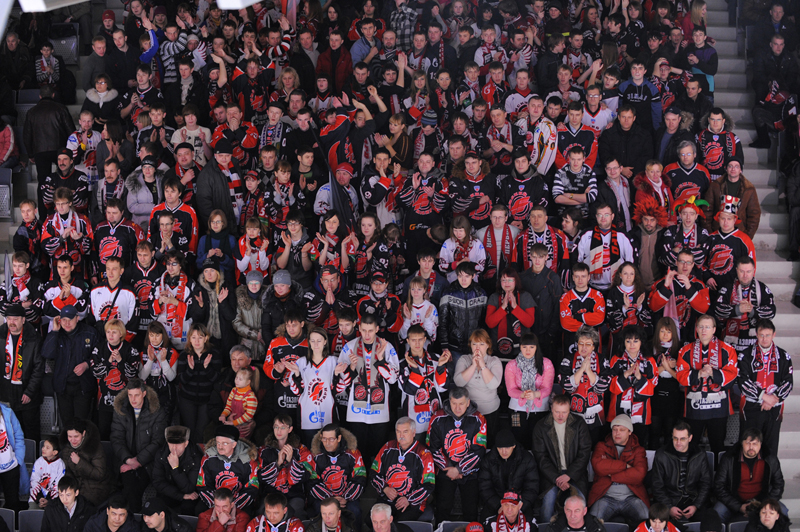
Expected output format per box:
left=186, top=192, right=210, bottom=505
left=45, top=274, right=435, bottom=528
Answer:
left=598, top=105, right=654, bottom=179
left=195, top=138, right=243, bottom=231
left=549, top=495, right=606, bottom=532
left=141, top=498, right=195, bottom=532
left=152, top=425, right=204, bottom=515
left=520, top=243, right=564, bottom=362
left=537, top=35, right=566, bottom=97
left=164, top=58, right=210, bottom=128
left=750, top=34, right=800, bottom=148
left=41, top=305, right=97, bottom=425
left=0, top=304, right=43, bottom=441
left=649, top=421, right=712, bottom=521
left=653, top=108, right=695, bottom=168
left=110, top=379, right=168, bottom=512
left=478, top=429, right=538, bottom=522
left=532, top=394, right=592, bottom=524
left=41, top=475, right=96, bottom=532
left=713, top=428, right=786, bottom=522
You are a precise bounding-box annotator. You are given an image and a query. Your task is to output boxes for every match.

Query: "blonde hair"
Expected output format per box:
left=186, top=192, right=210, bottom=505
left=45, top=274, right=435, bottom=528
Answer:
left=278, top=67, right=301, bottom=93
left=690, top=0, right=706, bottom=26
left=406, top=276, right=429, bottom=313
left=469, top=329, right=492, bottom=353
left=104, top=319, right=127, bottom=337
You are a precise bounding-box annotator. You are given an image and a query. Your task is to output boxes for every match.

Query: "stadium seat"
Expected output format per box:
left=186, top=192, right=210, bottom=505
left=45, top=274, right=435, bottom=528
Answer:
left=728, top=522, right=747, bottom=532
left=603, top=523, right=629, bottom=532
left=24, top=438, right=36, bottom=463
left=439, top=521, right=471, bottom=532
left=19, top=509, right=45, bottom=532
left=0, top=508, right=14, bottom=532
left=401, top=521, right=434, bottom=532
left=179, top=515, right=199, bottom=530
left=646, top=450, right=655, bottom=470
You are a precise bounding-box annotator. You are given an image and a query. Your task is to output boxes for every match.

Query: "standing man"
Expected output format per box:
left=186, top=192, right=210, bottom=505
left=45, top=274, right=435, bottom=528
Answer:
left=676, top=315, right=739, bottom=455
left=649, top=250, right=711, bottom=343
left=196, top=138, right=243, bottom=231
left=577, top=203, right=634, bottom=292
left=696, top=109, right=742, bottom=182
left=0, top=304, right=43, bottom=441
left=737, top=319, right=794, bottom=458
left=559, top=263, right=606, bottom=359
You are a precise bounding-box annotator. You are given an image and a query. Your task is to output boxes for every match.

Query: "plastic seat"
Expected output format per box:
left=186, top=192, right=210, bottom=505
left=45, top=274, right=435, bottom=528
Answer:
left=24, top=438, right=36, bottom=463
left=684, top=523, right=701, bottom=532
left=0, top=508, right=14, bottom=532
left=646, top=450, right=655, bottom=471
left=179, top=515, right=198, bottom=530
left=401, top=521, right=434, bottom=532
left=729, top=522, right=747, bottom=532
left=20, top=509, right=45, bottom=532
left=706, top=450, right=715, bottom=474
left=439, top=521, right=471, bottom=532
left=603, top=523, right=629, bottom=532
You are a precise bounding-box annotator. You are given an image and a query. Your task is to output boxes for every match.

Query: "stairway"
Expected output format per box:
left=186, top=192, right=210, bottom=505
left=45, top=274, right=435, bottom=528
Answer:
left=704, top=0, right=800, bottom=521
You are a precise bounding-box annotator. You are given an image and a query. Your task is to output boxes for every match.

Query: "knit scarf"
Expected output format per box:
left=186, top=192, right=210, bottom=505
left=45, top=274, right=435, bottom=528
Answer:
left=620, top=350, right=646, bottom=403
left=680, top=222, right=698, bottom=249
left=353, top=339, right=385, bottom=406
left=203, top=229, right=234, bottom=257
left=588, top=228, right=621, bottom=276
left=12, top=272, right=30, bottom=297
left=454, top=238, right=473, bottom=263
left=40, top=56, right=57, bottom=84
left=52, top=210, right=78, bottom=239
left=419, top=272, right=437, bottom=299
left=409, top=351, right=441, bottom=413
left=199, top=277, right=222, bottom=339
left=180, top=75, right=194, bottom=106
left=160, top=272, right=188, bottom=340
left=753, top=343, right=779, bottom=393
left=516, top=353, right=538, bottom=411
left=487, top=122, right=512, bottom=167
left=430, top=39, right=446, bottom=67
left=725, top=280, right=760, bottom=338
left=483, top=224, right=514, bottom=279
left=690, top=338, right=722, bottom=393
left=414, top=130, right=444, bottom=163
left=606, top=177, right=631, bottom=231
left=241, top=183, right=265, bottom=226
left=478, top=42, right=498, bottom=67
left=495, top=508, right=529, bottom=532
left=4, top=331, right=23, bottom=384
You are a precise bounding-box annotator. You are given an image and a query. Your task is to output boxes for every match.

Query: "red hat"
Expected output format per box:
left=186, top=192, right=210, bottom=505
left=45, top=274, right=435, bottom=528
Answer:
left=465, top=523, right=484, bottom=532
left=102, top=9, right=116, bottom=21
left=501, top=492, right=521, bottom=505
left=673, top=195, right=709, bottom=219
left=336, top=163, right=354, bottom=177
left=714, top=195, right=741, bottom=222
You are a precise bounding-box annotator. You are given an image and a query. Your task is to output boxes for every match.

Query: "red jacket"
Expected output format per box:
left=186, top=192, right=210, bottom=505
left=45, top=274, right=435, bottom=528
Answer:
left=0, top=125, right=18, bottom=163
left=315, top=46, right=354, bottom=95
left=197, top=507, right=250, bottom=532
left=587, top=433, right=650, bottom=507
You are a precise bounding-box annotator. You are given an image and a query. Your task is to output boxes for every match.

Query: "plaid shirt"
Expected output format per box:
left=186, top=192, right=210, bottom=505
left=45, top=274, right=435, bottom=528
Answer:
left=390, top=3, right=418, bottom=52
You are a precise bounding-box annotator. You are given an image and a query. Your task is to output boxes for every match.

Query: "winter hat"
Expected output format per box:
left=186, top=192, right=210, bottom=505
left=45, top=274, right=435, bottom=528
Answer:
left=141, top=155, right=158, bottom=168
left=5, top=304, right=25, bottom=318
left=273, top=270, right=292, bottom=286
left=102, top=10, right=116, bottom=21
left=214, top=138, right=233, bottom=155
left=246, top=271, right=265, bottom=285
left=495, top=429, right=516, bottom=448
left=215, top=424, right=240, bottom=442
left=165, top=425, right=191, bottom=444
left=610, top=414, right=634, bottom=433
left=421, top=109, right=438, bottom=127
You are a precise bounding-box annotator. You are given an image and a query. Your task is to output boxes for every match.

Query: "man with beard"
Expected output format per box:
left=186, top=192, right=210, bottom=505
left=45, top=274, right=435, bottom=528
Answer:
left=263, top=309, right=309, bottom=420
left=0, top=304, right=43, bottom=441
left=41, top=150, right=91, bottom=216
left=309, top=424, right=366, bottom=523
left=675, top=315, right=739, bottom=455
left=628, top=197, right=668, bottom=290
left=515, top=206, right=570, bottom=286
left=163, top=143, right=203, bottom=206
left=371, top=417, right=435, bottom=520
left=649, top=249, right=711, bottom=343
left=705, top=198, right=756, bottom=290
left=484, top=492, right=533, bottom=532
left=577, top=203, right=634, bottom=292
left=662, top=141, right=711, bottom=205
left=210, top=104, right=260, bottom=172
left=657, top=196, right=711, bottom=271
left=714, top=256, right=776, bottom=355
left=92, top=199, right=145, bottom=284
left=518, top=96, right=558, bottom=177
left=427, top=387, right=486, bottom=523
left=476, top=205, right=520, bottom=292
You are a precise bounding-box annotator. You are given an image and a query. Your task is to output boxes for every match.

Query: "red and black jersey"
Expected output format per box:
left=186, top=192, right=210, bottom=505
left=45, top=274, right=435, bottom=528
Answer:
left=211, top=122, right=260, bottom=171
left=303, top=285, right=355, bottom=337
left=371, top=440, right=435, bottom=510
left=714, top=279, right=776, bottom=352
left=356, top=293, right=403, bottom=338
left=448, top=163, right=497, bottom=230
left=554, top=122, right=599, bottom=169
left=663, top=162, right=711, bottom=203
left=147, top=201, right=199, bottom=255
left=656, top=221, right=711, bottom=270
left=559, top=288, right=606, bottom=332
left=310, top=437, right=367, bottom=502
left=607, top=352, right=658, bottom=424
left=91, top=341, right=140, bottom=410
left=560, top=350, right=611, bottom=425
left=264, top=334, right=309, bottom=412
left=320, top=106, right=358, bottom=170
left=230, top=60, right=275, bottom=124
left=515, top=225, right=571, bottom=288
left=350, top=237, right=391, bottom=290
left=197, top=452, right=259, bottom=509
left=41, top=169, right=90, bottom=214
left=41, top=212, right=93, bottom=278
left=257, top=434, right=317, bottom=500
left=121, top=261, right=165, bottom=333
left=245, top=516, right=304, bottom=532
left=0, top=274, right=43, bottom=324
left=650, top=73, right=690, bottom=111
left=738, top=343, right=793, bottom=416
left=40, top=276, right=90, bottom=320
left=696, top=128, right=742, bottom=181
left=676, top=338, right=739, bottom=419
left=498, top=170, right=549, bottom=226
left=426, top=402, right=487, bottom=478
left=481, top=79, right=511, bottom=107
left=648, top=273, right=710, bottom=336
left=13, top=220, right=48, bottom=279
left=93, top=219, right=145, bottom=275
left=705, top=229, right=756, bottom=287
left=89, top=282, right=140, bottom=338
left=605, top=285, right=650, bottom=335
left=397, top=170, right=449, bottom=232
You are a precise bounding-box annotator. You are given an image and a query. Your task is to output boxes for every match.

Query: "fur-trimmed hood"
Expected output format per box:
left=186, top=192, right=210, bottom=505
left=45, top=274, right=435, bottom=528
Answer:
left=677, top=110, right=695, bottom=132
left=451, top=160, right=491, bottom=181
left=310, top=427, right=359, bottom=455
left=85, top=88, right=119, bottom=103
left=204, top=436, right=258, bottom=462
left=274, top=321, right=313, bottom=339
left=633, top=171, right=672, bottom=194
left=236, top=283, right=266, bottom=311
left=264, top=431, right=302, bottom=450
left=113, top=384, right=161, bottom=416
left=125, top=168, right=165, bottom=194
left=700, top=110, right=735, bottom=131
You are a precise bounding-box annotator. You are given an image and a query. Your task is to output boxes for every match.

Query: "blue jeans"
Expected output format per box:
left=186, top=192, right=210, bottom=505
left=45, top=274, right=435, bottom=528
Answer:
left=541, top=484, right=586, bottom=524
left=590, top=495, right=649, bottom=522
left=714, top=501, right=789, bottom=524
left=0, top=156, right=18, bottom=168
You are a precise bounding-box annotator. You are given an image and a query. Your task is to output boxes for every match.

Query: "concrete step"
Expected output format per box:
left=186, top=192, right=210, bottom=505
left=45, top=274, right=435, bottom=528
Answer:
left=769, top=300, right=800, bottom=331
left=734, top=124, right=758, bottom=144
left=706, top=9, right=730, bottom=25
left=726, top=106, right=754, bottom=124
left=757, top=209, right=789, bottom=236
left=713, top=72, right=748, bottom=89
left=752, top=230, right=790, bottom=251
left=718, top=56, right=747, bottom=71
left=739, top=145, right=770, bottom=164
left=706, top=25, right=739, bottom=41
left=715, top=90, right=756, bottom=108
left=753, top=249, right=794, bottom=276
left=714, top=40, right=739, bottom=56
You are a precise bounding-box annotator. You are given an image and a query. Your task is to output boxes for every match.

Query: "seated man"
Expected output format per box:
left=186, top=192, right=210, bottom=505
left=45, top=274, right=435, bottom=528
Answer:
left=151, top=425, right=203, bottom=515
left=257, top=413, right=317, bottom=519
left=141, top=498, right=194, bottom=532
left=307, top=498, right=355, bottom=532
left=371, top=417, right=435, bottom=520
left=197, top=425, right=259, bottom=513
left=532, top=394, right=592, bottom=524
left=649, top=421, right=712, bottom=520
left=478, top=429, right=538, bottom=522
left=713, top=428, right=786, bottom=523
left=309, top=424, right=366, bottom=525
left=588, top=414, right=649, bottom=523
left=83, top=494, right=139, bottom=532
left=110, top=378, right=167, bottom=512
left=41, top=475, right=96, bottom=532
left=197, top=488, right=252, bottom=532
left=244, top=493, right=305, bottom=532
left=550, top=494, right=606, bottom=532
left=484, top=492, right=533, bottom=532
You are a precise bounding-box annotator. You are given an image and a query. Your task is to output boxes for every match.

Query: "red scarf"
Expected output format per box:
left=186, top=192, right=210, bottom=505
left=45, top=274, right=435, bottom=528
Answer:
left=726, top=280, right=755, bottom=336
left=754, top=343, right=778, bottom=393
left=160, top=272, right=188, bottom=340
left=573, top=351, right=600, bottom=413
left=690, top=338, right=722, bottom=393
left=12, top=272, right=30, bottom=295
left=174, top=162, right=200, bottom=202
left=483, top=225, right=514, bottom=279
left=454, top=238, right=473, bottom=263
left=588, top=228, right=621, bottom=275
left=495, top=509, right=529, bottom=532
left=409, top=351, right=440, bottom=413
left=4, top=330, right=23, bottom=384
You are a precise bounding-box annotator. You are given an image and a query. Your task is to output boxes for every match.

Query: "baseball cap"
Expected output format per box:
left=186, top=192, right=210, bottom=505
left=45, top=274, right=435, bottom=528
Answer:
left=60, top=305, right=78, bottom=319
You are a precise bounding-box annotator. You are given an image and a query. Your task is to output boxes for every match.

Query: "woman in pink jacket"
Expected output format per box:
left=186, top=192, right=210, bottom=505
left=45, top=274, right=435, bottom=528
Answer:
left=504, top=333, right=555, bottom=450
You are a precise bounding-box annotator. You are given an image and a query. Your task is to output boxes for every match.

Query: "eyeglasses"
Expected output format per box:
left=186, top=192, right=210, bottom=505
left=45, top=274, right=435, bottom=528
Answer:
left=167, top=262, right=180, bottom=267
left=677, top=260, right=693, bottom=265
left=697, top=325, right=714, bottom=330
left=96, top=81, right=108, bottom=85
left=210, top=220, right=224, bottom=226
left=587, top=94, right=601, bottom=98
left=320, top=437, right=338, bottom=443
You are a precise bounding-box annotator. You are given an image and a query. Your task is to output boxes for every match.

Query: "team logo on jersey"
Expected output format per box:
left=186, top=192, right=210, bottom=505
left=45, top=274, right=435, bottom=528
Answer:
left=414, top=387, right=429, bottom=406
left=708, top=246, right=735, bottom=275
left=0, top=430, right=9, bottom=453
left=134, top=281, right=153, bottom=307
left=703, top=143, right=725, bottom=169
left=308, top=379, right=328, bottom=405
left=385, top=464, right=412, bottom=493
left=98, top=237, right=123, bottom=264
left=322, top=466, right=346, bottom=493
left=215, top=471, right=241, bottom=492
left=470, top=193, right=491, bottom=220
left=444, top=430, right=470, bottom=462
left=280, top=355, right=299, bottom=387
left=98, top=302, right=120, bottom=321
left=104, top=367, right=125, bottom=392
left=412, top=193, right=434, bottom=216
